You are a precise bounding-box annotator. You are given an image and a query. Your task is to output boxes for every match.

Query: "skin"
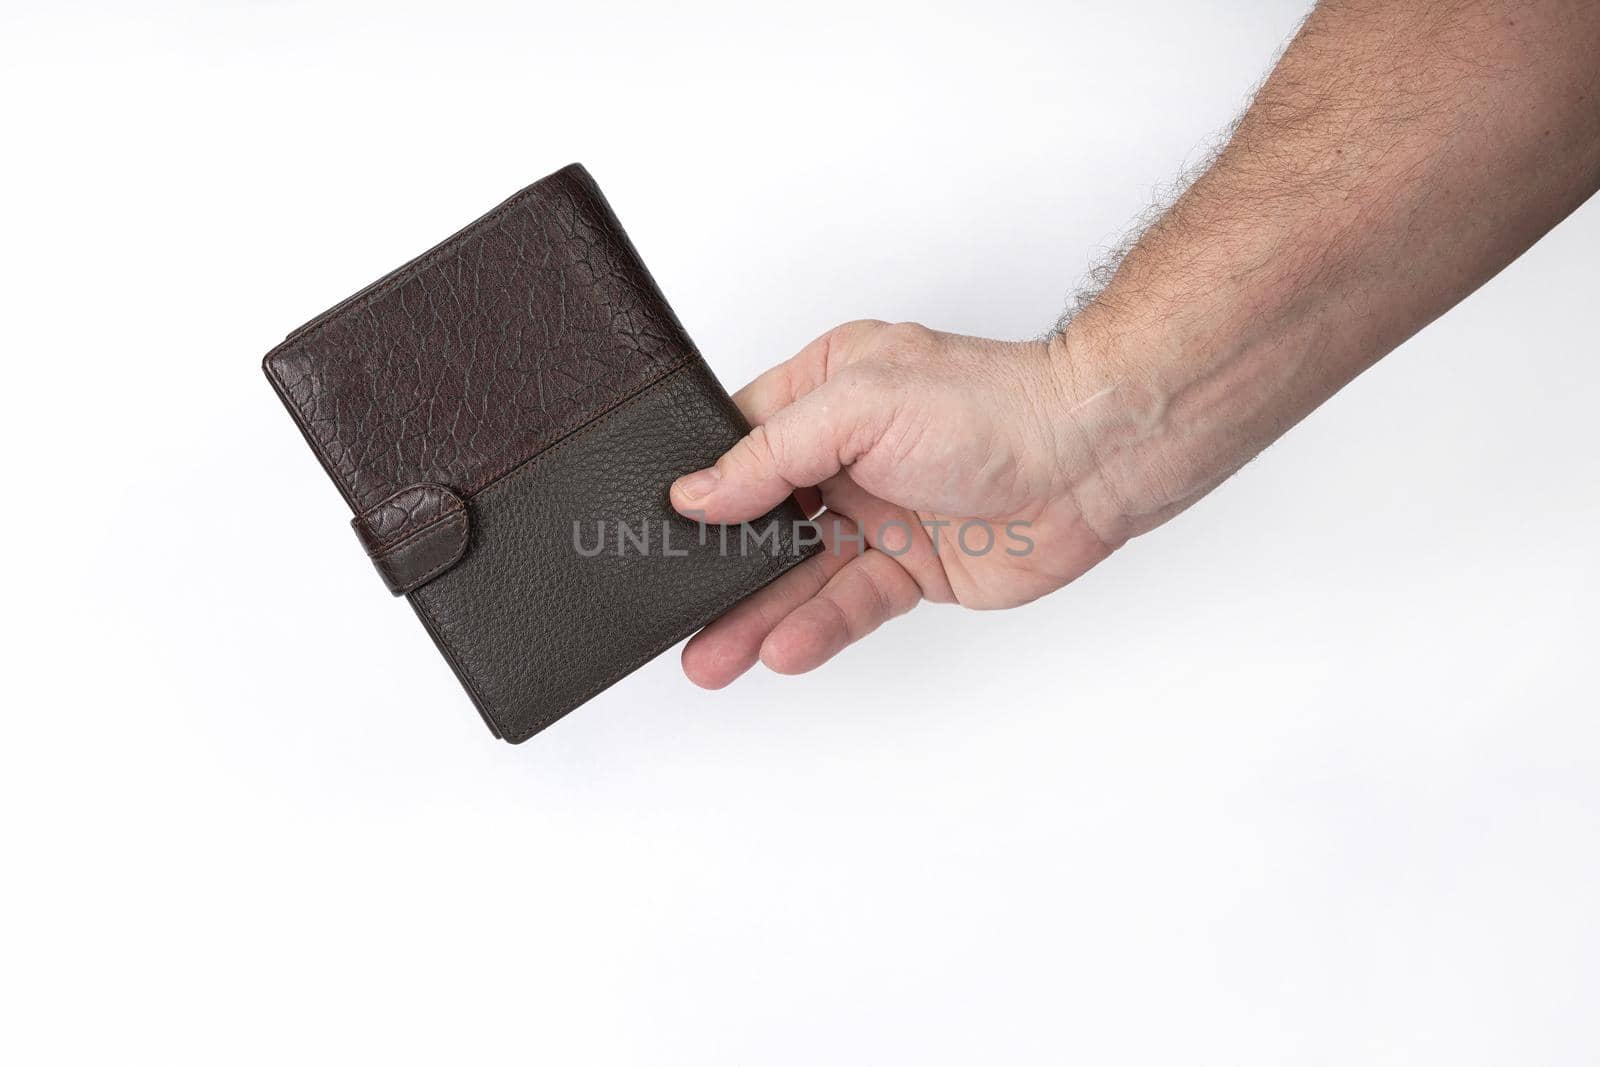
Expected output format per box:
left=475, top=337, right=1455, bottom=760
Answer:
left=669, top=0, right=1600, bottom=689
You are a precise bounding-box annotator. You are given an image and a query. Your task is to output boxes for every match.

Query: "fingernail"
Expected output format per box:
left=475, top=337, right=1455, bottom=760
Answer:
left=675, top=468, right=721, bottom=500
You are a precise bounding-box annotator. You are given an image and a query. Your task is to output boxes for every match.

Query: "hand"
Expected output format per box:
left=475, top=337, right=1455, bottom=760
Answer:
left=667, top=0, right=1600, bottom=691
left=668, top=319, right=1139, bottom=688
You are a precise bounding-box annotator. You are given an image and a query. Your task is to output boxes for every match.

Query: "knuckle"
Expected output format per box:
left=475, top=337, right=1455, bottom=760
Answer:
left=849, top=322, right=938, bottom=380
left=855, top=567, right=895, bottom=626
left=734, top=421, right=784, bottom=476
left=819, top=319, right=888, bottom=376
left=835, top=318, right=889, bottom=336
left=878, top=320, right=937, bottom=355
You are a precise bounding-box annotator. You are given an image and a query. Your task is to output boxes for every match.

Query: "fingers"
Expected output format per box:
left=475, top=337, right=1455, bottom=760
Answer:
left=813, top=474, right=956, bottom=604
left=681, top=512, right=922, bottom=687
left=671, top=377, right=886, bottom=523
left=672, top=321, right=888, bottom=524
left=760, top=548, right=922, bottom=674
left=680, top=513, right=865, bottom=689
left=675, top=320, right=927, bottom=687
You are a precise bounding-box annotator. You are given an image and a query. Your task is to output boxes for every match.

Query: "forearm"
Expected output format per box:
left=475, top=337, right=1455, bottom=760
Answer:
left=1057, top=0, right=1600, bottom=537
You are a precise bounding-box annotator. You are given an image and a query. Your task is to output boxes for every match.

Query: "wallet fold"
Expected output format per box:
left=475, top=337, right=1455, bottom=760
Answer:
left=262, top=164, right=818, bottom=742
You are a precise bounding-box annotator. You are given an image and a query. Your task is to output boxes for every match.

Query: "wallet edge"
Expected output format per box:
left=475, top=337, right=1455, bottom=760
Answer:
left=412, top=539, right=817, bottom=744
left=401, top=355, right=822, bottom=744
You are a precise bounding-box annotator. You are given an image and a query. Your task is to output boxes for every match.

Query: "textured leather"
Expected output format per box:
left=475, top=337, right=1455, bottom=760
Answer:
left=262, top=164, right=819, bottom=741
left=352, top=484, right=470, bottom=596
left=412, top=363, right=815, bottom=742
left=262, top=164, right=695, bottom=514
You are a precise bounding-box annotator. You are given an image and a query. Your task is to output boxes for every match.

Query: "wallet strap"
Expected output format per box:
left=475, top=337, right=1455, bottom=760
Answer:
left=351, top=484, right=470, bottom=596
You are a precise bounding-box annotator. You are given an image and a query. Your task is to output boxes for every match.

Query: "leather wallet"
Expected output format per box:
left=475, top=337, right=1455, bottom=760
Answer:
left=262, top=164, right=819, bottom=742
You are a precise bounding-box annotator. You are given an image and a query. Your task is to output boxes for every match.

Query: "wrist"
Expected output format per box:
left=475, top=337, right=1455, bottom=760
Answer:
left=1044, top=304, right=1264, bottom=543
left=1049, top=271, right=1365, bottom=542
left=1041, top=320, right=1178, bottom=545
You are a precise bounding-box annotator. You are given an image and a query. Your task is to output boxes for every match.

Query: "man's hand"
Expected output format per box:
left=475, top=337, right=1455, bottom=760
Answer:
left=673, top=0, right=1600, bottom=689
left=668, top=321, right=1139, bottom=688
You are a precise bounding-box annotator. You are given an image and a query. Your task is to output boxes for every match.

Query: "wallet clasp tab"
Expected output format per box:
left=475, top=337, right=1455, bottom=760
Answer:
left=350, top=484, right=470, bottom=596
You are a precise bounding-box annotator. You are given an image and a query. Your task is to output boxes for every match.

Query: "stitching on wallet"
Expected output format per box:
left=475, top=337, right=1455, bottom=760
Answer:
left=370, top=360, right=695, bottom=589
left=389, top=364, right=818, bottom=741
left=262, top=169, right=696, bottom=513
left=363, top=499, right=465, bottom=557
left=394, top=515, right=472, bottom=594
left=274, top=345, right=695, bottom=514
left=468, top=361, right=696, bottom=505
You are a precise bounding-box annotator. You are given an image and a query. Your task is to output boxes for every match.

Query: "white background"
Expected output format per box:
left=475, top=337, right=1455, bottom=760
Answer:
left=4, top=1, right=1598, bottom=1063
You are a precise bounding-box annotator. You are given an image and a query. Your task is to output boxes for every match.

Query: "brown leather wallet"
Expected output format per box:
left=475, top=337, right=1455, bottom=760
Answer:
left=263, top=164, right=818, bottom=742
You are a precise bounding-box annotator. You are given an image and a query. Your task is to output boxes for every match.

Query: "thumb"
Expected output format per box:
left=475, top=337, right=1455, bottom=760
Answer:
left=671, top=377, right=881, bottom=523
